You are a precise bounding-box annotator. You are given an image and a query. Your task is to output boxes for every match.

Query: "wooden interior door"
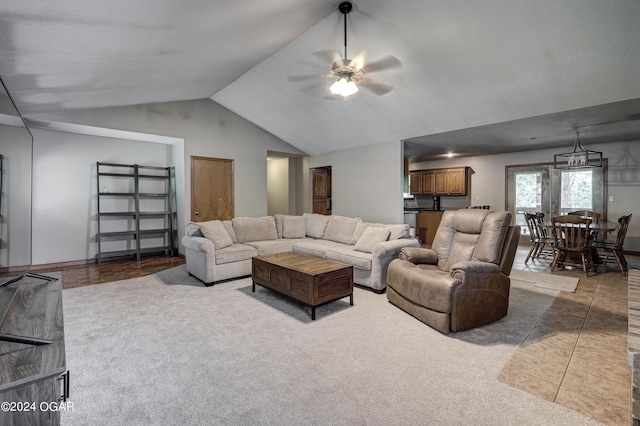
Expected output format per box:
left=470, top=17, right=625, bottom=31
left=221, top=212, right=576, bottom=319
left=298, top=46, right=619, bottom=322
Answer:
left=191, top=156, right=234, bottom=222
left=312, top=167, right=331, bottom=215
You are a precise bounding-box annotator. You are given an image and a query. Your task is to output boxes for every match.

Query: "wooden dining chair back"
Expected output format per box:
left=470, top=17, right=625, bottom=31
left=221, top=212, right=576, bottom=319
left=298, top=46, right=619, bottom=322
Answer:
left=568, top=210, right=601, bottom=220
left=523, top=212, right=553, bottom=263
left=595, top=213, right=632, bottom=276
left=550, top=215, right=594, bottom=276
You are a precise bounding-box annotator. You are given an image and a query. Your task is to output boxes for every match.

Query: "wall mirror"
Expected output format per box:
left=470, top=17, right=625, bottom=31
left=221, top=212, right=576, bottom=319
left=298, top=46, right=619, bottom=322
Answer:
left=0, top=76, right=33, bottom=289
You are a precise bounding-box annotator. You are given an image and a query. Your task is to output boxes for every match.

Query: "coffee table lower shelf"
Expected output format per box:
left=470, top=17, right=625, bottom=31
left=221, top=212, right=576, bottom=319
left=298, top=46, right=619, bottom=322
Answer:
left=251, top=253, right=354, bottom=320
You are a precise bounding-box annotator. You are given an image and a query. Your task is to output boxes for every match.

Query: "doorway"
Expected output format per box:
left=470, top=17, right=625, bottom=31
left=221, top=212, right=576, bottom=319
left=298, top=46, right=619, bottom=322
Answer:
left=190, top=156, right=234, bottom=222
left=311, top=166, right=332, bottom=215
left=506, top=161, right=607, bottom=238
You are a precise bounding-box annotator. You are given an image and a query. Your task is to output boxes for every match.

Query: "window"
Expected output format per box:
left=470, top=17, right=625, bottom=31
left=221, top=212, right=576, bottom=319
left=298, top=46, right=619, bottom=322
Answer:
left=506, top=162, right=606, bottom=240
left=560, top=170, right=592, bottom=214
left=514, top=172, right=541, bottom=231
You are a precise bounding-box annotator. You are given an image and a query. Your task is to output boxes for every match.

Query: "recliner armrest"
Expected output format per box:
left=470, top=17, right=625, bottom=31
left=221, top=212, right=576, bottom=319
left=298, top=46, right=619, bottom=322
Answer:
left=399, top=247, right=438, bottom=265
left=449, top=261, right=502, bottom=274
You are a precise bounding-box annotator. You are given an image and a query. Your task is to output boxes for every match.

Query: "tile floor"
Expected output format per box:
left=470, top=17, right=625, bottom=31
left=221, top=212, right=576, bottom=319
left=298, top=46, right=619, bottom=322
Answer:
left=42, top=247, right=636, bottom=425
left=499, top=246, right=635, bottom=425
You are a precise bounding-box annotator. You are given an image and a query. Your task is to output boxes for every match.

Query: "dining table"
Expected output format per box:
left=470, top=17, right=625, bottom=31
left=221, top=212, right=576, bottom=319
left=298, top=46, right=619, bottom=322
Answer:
left=538, top=219, right=618, bottom=272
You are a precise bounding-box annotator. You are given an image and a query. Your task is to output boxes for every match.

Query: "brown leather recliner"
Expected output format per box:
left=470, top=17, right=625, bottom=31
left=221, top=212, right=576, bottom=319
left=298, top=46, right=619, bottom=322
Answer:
left=387, top=209, right=520, bottom=334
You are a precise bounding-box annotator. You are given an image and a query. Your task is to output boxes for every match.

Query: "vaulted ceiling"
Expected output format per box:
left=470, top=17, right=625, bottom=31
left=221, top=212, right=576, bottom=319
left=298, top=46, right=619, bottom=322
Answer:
left=1, top=0, right=639, bottom=159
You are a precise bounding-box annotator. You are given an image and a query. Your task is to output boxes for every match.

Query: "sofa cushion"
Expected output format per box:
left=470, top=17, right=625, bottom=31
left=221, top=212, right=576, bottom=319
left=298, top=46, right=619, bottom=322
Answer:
left=215, top=244, right=258, bottom=265
left=302, top=213, right=330, bottom=238
left=222, top=220, right=237, bottom=243
left=282, top=216, right=306, bottom=239
left=274, top=214, right=297, bottom=239
left=325, top=246, right=372, bottom=270
left=232, top=216, right=278, bottom=243
left=354, top=227, right=390, bottom=253
left=244, top=239, right=300, bottom=255
left=324, top=215, right=359, bottom=244
left=187, top=222, right=203, bottom=237
left=197, top=220, right=233, bottom=249
left=351, top=222, right=408, bottom=244
left=292, top=239, right=345, bottom=258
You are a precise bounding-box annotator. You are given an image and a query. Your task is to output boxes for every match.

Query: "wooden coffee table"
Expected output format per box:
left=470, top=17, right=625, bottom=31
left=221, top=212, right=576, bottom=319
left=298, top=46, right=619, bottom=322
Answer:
left=252, top=252, right=353, bottom=320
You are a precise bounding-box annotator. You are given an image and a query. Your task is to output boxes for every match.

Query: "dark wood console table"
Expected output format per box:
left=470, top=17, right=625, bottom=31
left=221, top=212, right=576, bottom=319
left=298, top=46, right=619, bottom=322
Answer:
left=0, top=274, right=68, bottom=425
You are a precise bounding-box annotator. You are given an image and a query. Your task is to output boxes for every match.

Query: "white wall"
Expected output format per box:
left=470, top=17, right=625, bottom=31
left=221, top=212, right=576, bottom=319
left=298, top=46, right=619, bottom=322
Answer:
left=31, top=129, right=172, bottom=265
left=410, top=140, right=640, bottom=238
left=304, top=140, right=404, bottom=224
left=31, top=99, right=306, bottom=261
left=267, top=157, right=290, bottom=215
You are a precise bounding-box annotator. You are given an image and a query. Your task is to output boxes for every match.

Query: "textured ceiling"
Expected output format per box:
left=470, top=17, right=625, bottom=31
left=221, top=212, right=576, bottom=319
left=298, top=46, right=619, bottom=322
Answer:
left=1, top=0, right=639, bottom=158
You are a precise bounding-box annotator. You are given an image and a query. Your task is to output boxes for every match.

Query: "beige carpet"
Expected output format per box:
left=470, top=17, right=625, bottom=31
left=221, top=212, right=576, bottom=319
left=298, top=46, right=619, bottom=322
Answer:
left=60, top=266, right=597, bottom=425
left=510, top=269, right=579, bottom=292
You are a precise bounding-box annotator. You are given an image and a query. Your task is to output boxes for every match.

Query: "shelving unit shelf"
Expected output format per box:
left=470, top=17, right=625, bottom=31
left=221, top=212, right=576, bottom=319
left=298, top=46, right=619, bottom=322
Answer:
left=96, top=162, right=175, bottom=263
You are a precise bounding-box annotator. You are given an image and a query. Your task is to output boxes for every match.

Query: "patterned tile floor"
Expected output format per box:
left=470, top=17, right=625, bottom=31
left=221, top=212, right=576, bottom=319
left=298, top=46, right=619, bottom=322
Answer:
left=43, top=248, right=636, bottom=425
left=499, top=246, right=636, bottom=425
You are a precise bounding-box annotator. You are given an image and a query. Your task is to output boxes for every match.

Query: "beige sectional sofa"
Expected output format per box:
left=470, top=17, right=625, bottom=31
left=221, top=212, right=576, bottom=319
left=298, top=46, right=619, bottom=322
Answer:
left=181, top=213, right=420, bottom=292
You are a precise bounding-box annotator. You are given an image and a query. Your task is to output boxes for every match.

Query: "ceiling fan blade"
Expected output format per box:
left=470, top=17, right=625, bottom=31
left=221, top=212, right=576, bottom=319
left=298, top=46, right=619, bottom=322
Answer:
left=313, top=50, right=344, bottom=67
left=358, top=78, right=394, bottom=96
left=287, top=73, right=334, bottom=83
left=362, top=55, right=402, bottom=74
left=348, top=51, right=367, bottom=71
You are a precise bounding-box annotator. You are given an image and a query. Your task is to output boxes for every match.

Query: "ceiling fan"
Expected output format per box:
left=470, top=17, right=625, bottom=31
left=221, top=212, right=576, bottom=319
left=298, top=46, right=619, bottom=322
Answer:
left=288, top=1, right=402, bottom=98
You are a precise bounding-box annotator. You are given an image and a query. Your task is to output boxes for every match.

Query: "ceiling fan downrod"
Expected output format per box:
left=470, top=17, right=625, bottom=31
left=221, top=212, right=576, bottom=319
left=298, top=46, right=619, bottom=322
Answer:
left=338, top=1, right=353, bottom=61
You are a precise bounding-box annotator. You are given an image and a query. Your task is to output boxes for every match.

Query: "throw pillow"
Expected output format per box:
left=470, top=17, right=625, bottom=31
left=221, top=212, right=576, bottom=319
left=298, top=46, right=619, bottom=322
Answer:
left=282, top=216, right=306, bottom=239
left=302, top=213, right=330, bottom=239
left=324, top=215, right=359, bottom=244
left=198, top=220, right=233, bottom=249
left=354, top=227, right=391, bottom=253
left=222, top=220, right=237, bottom=243
left=232, top=216, right=278, bottom=243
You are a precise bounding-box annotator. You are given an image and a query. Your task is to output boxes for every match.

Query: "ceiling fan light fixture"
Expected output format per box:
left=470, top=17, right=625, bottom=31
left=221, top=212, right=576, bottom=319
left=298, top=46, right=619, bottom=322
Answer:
left=330, top=76, right=359, bottom=97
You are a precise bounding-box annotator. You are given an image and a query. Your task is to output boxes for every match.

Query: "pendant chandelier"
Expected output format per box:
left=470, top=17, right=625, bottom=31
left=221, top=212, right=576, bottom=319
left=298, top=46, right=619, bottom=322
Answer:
left=553, top=131, right=603, bottom=169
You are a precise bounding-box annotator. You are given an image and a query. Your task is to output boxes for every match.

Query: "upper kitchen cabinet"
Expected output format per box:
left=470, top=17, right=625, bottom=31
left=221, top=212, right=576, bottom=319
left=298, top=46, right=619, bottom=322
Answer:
left=409, top=172, right=421, bottom=195
left=409, top=170, right=435, bottom=195
left=409, top=167, right=469, bottom=196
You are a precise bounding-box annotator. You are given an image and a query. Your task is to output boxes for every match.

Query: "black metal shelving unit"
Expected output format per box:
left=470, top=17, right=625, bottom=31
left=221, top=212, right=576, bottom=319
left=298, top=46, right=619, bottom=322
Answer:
left=96, top=162, right=174, bottom=263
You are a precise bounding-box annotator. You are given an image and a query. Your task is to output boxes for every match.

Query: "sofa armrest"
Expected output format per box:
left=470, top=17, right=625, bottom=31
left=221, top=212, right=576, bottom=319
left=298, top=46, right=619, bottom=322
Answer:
left=372, top=238, right=421, bottom=258
left=396, top=246, right=438, bottom=265
left=181, top=235, right=215, bottom=253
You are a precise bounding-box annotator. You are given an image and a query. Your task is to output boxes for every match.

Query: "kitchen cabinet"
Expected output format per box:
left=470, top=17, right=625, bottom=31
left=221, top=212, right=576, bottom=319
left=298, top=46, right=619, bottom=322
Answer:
left=409, top=172, right=422, bottom=195
left=417, top=210, right=443, bottom=246
left=421, top=171, right=435, bottom=195
left=434, top=170, right=448, bottom=194
left=410, top=167, right=469, bottom=196
left=447, top=167, right=467, bottom=195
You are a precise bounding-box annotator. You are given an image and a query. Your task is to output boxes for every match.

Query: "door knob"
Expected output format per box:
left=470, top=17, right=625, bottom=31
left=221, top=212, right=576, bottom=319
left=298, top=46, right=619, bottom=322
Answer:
left=195, top=211, right=200, bottom=216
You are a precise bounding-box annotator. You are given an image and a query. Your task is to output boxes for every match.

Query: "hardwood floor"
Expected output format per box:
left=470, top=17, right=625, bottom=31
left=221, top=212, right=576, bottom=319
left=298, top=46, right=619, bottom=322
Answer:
left=40, top=255, right=186, bottom=289
left=48, top=248, right=636, bottom=424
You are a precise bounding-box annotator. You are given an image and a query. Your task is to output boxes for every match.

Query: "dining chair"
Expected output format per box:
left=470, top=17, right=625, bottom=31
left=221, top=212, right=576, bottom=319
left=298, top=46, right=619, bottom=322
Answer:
left=550, top=215, right=594, bottom=277
left=568, top=210, right=601, bottom=220
left=523, top=212, right=553, bottom=263
left=594, top=213, right=632, bottom=276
